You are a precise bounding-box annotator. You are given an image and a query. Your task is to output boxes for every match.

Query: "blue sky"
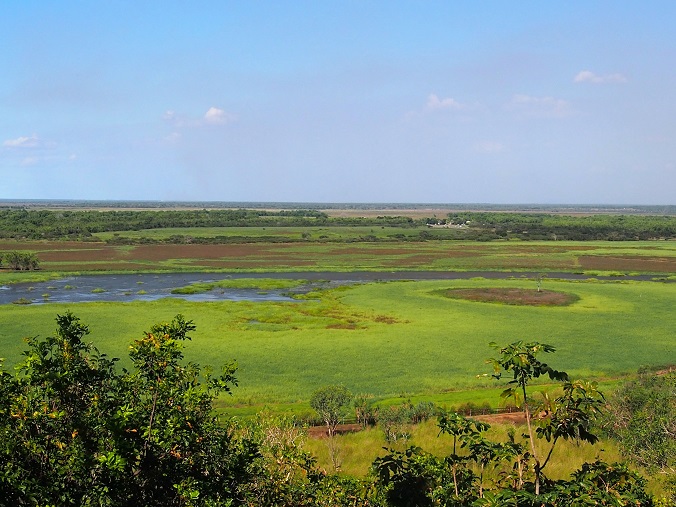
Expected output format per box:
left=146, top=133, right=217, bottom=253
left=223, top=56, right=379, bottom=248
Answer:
left=1, top=1, right=675, bottom=204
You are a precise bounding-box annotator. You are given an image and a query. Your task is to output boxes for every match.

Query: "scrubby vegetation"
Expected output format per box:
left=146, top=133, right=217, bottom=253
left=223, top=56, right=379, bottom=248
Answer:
left=602, top=367, right=675, bottom=491
left=0, top=251, right=40, bottom=270
left=0, top=313, right=672, bottom=505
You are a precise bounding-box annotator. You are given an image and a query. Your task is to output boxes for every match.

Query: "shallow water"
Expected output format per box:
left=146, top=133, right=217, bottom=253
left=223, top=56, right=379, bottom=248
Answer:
left=0, top=271, right=658, bottom=305
left=0, top=273, right=308, bottom=305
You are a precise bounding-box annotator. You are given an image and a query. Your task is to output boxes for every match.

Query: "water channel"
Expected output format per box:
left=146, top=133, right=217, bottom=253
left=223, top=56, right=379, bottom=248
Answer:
left=0, top=271, right=662, bottom=305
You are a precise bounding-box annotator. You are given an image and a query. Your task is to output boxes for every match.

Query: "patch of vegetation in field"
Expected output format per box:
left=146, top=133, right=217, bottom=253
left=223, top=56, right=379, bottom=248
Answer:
left=436, top=287, right=580, bottom=306
left=0, top=271, right=61, bottom=285
left=170, top=277, right=306, bottom=294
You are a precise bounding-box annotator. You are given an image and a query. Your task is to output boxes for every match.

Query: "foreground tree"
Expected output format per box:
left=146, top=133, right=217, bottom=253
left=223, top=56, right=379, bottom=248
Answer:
left=487, top=341, right=571, bottom=495
left=0, top=312, right=256, bottom=506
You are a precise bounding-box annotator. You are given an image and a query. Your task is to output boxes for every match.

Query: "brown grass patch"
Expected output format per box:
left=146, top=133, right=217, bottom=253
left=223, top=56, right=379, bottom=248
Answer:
left=326, top=323, right=360, bottom=330
left=193, top=259, right=315, bottom=268
left=440, top=288, right=579, bottom=306
left=327, top=247, right=426, bottom=256
left=373, top=315, right=399, bottom=324
left=500, top=245, right=598, bottom=254
left=383, top=254, right=444, bottom=267
left=39, top=248, right=121, bottom=262
left=475, top=412, right=527, bottom=425
left=579, top=255, right=676, bottom=273
left=128, top=244, right=280, bottom=261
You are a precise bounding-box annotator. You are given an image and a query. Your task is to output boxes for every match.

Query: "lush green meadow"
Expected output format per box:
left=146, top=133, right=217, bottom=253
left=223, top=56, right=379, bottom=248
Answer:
left=1, top=278, right=673, bottom=410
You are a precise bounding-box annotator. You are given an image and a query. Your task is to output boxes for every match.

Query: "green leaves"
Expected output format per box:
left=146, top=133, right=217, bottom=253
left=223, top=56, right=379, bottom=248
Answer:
left=309, top=384, right=353, bottom=437
left=0, top=312, right=250, bottom=506
left=535, top=380, right=605, bottom=447
left=437, top=411, right=490, bottom=445
left=487, top=341, right=568, bottom=388
left=487, top=340, right=606, bottom=496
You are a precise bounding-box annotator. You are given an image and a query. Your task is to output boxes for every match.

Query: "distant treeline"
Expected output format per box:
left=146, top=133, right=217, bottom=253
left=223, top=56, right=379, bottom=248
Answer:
left=449, top=212, right=676, bottom=241
left=0, top=209, right=330, bottom=239
left=0, top=208, right=674, bottom=241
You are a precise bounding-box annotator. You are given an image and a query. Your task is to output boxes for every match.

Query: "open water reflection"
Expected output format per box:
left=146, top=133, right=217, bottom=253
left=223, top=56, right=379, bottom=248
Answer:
left=0, top=273, right=314, bottom=305
left=0, top=271, right=660, bottom=305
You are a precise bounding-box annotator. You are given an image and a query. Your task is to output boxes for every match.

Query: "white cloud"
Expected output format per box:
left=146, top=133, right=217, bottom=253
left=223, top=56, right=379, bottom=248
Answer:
left=204, top=106, right=236, bottom=124
left=3, top=135, right=41, bottom=148
left=426, top=94, right=464, bottom=111
left=162, top=107, right=236, bottom=129
left=574, top=70, right=627, bottom=84
left=506, top=94, right=571, bottom=118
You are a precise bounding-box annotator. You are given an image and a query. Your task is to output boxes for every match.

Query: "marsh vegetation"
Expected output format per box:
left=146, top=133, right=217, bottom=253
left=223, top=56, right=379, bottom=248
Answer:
left=0, top=205, right=674, bottom=503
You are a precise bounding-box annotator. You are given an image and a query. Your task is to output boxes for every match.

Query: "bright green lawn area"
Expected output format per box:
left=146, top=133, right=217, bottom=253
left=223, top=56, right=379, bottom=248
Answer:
left=0, top=279, right=673, bottom=405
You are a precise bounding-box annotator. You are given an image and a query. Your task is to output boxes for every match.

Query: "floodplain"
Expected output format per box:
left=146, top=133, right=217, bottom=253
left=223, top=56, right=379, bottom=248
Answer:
left=0, top=207, right=674, bottom=414
left=1, top=204, right=674, bottom=495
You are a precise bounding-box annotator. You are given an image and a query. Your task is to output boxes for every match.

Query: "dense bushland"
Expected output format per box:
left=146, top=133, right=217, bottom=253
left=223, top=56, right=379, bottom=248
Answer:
left=0, top=208, right=331, bottom=240
left=448, top=212, right=676, bottom=240
left=1, top=314, right=671, bottom=505
left=1, top=207, right=675, bottom=241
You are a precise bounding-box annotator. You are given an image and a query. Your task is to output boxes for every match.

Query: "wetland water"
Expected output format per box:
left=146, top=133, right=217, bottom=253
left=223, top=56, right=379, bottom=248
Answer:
left=0, top=271, right=661, bottom=305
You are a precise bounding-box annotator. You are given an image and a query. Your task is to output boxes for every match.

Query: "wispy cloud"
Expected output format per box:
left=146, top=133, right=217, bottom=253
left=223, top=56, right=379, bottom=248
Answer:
left=574, top=70, right=627, bottom=84
left=3, top=135, right=42, bottom=148
left=426, top=94, right=464, bottom=111
left=506, top=94, right=571, bottom=118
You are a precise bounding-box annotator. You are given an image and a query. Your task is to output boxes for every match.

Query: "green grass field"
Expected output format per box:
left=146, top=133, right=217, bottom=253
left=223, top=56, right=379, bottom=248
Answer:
left=1, top=278, right=673, bottom=407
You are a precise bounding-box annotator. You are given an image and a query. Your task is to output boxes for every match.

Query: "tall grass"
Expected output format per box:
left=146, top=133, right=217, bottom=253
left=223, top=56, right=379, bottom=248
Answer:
left=303, top=418, right=625, bottom=479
